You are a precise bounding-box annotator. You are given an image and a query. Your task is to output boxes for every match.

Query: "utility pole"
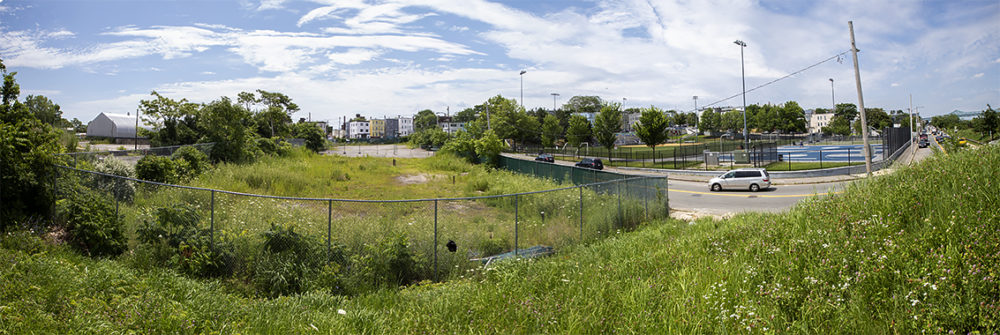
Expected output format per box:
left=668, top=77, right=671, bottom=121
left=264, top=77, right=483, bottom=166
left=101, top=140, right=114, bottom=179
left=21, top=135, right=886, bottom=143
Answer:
left=551, top=93, right=559, bottom=111
left=134, top=108, right=140, bottom=150
left=734, top=40, right=749, bottom=149
left=849, top=21, right=872, bottom=176
left=693, top=96, right=698, bottom=113
left=519, top=70, right=527, bottom=110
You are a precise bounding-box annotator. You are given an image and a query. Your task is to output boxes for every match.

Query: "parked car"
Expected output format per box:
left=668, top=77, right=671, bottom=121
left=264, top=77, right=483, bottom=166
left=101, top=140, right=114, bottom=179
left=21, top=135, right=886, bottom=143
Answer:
left=575, top=158, right=604, bottom=170
left=935, top=135, right=944, bottom=142
left=918, top=139, right=929, bottom=148
left=708, top=168, right=771, bottom=192
left=534, top=153, right=554, bottom=163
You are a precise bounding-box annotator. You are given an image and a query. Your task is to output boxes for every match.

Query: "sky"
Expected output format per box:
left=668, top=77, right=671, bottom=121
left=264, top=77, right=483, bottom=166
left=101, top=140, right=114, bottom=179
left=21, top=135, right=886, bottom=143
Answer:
left=1, top=0, right=998, bottom=126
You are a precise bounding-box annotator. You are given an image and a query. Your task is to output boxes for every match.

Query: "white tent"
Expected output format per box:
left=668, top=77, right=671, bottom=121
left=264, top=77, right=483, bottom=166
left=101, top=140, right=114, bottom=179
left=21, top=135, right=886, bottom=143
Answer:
left=86, top=112, right=148, bottom=139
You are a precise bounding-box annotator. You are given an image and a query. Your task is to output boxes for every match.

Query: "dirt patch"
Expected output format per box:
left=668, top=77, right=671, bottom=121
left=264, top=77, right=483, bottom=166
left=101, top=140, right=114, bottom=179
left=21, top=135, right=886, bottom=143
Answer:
left=395, top=173, right=441, bottom=185
left=669, top=208, right=732, bottom=221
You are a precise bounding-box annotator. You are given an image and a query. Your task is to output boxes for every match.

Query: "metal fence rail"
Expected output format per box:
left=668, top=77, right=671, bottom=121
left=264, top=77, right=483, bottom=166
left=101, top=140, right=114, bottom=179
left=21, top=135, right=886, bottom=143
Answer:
left=52, top=147, right=668, bottom=291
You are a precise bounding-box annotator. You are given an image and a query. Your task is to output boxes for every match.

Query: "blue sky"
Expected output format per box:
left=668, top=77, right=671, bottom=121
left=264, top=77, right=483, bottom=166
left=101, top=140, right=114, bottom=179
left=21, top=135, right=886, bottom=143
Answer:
left=1, top=0, right=997, bottom=126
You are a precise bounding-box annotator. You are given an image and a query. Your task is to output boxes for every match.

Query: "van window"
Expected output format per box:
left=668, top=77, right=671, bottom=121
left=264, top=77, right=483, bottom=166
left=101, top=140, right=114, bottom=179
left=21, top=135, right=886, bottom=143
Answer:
left=735, top=171, right=760, bottom=178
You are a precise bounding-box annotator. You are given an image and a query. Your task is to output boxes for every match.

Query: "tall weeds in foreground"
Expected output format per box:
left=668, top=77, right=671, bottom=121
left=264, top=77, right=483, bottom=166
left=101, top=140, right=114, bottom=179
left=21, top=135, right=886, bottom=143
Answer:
left=2, top=146, right=993, bottom=333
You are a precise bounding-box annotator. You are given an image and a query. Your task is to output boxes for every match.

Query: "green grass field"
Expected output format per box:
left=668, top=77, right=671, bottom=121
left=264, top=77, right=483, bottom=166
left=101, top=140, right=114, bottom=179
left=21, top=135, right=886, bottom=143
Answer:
left=3, top=145, right=997, bottom=333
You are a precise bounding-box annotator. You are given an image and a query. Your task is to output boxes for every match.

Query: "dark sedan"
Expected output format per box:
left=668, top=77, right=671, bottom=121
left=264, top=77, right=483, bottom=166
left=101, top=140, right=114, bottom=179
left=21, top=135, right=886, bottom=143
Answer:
left=575, top=158, right=604, bottom=170
left=534, top=153, right=554, bottom=163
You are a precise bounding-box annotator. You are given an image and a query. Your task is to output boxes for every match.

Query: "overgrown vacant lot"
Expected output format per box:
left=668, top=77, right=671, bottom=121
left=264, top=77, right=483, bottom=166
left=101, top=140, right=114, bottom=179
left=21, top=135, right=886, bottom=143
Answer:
left=2, top=145, right=997, bottom=333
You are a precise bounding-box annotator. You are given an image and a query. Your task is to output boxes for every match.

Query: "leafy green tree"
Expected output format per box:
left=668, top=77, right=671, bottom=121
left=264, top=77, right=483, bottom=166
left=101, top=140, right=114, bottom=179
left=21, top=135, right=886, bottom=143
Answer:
left=454, top=107, right=478, bottom=123
left=441, top=130, right=477, bottom=163
left=256, top=90, right=299, bottom=138
left=777, top=101, right=806, bottom=133
left=293, top=122, right=326, bottom=153
left=721, top=109, right=744, bottom=134
left=633, top=106, right=669, bottom=156
left=199, top=97, right=255, bottom=163
left=699, top=109, right=721, bottom=134
left=1, top=58, right=63, bottom=228
left=414, top=109, right=437, bottom=133
left=853, top=108, right=892, bottom=133
left=70, top=118, right=86, bottom=133
left=561, top=96, right=603, bottom=114
left=515, top=112, right=541, bottom=145
left=540, top=114, right=562, bottom=147
left=139, top=91, right=202, bottom=146
left=973, top=105, right=998, bottom=139
left=24, top=95, right=63, bottom=126
left=931, top=114, right=962, bottom=132
left=753, top=104, right=780, bottom=133
left=685, top=112, right=698, bottom=127
left=566, top=114, right=591, bottom=148
left=593, top=103, right=622, bottom=161
left=474, top=129, right=503, bottom=167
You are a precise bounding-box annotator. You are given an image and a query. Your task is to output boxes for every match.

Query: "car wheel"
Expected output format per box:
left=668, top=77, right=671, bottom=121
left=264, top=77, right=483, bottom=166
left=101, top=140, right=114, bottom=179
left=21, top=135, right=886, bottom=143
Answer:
left=750, top=184, right=760, bottom=192
left=711, top=183, right=722, bottom=192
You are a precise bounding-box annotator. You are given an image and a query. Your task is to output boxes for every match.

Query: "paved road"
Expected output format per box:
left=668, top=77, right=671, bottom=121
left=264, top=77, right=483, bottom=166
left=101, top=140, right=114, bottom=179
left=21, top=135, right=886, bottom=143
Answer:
left=665, top=179, right=847, bottom=216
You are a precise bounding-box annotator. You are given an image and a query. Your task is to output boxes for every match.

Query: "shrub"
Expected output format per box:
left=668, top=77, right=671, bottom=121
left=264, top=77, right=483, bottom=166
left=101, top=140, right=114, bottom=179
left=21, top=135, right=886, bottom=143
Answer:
left=476, top=236, right=509, bottom=256
left=171, top=145, right=209, bottom=179
left=135, top=155, right=176, bottom=183
left=93, top=156, right=135, bottom=202
left=135, top=205, right=234, bottom=277
left=56, top=187, right=126, bottom=257
left=256, top=137, right=278, bottom=156
left=347, top=233, right=420, bottom=293
left=253, top=223, right=345, bottom=297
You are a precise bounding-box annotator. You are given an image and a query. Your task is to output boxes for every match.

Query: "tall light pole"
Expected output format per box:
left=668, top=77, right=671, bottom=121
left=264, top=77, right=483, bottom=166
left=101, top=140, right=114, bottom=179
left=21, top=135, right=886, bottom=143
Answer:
left=829, top=78, right=835, bottom=112
left=734, top=39, right=748, bottom=148
left=519, top=70, right=527, bottom=110
left=134, top=108, right=140, bottom=150
left=551, top=93, right=560, bottom=111
left=693, top=95, right=698, bottom=112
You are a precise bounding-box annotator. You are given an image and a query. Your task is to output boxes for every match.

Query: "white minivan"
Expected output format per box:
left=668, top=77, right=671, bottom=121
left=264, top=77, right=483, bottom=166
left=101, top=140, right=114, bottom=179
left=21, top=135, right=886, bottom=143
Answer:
left=708, top=168, right=771, bottom=192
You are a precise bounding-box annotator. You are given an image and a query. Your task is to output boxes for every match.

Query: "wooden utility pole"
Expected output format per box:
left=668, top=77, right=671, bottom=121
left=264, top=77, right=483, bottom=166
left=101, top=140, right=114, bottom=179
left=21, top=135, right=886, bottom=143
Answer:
left=849, top=21, right=872, bottom=176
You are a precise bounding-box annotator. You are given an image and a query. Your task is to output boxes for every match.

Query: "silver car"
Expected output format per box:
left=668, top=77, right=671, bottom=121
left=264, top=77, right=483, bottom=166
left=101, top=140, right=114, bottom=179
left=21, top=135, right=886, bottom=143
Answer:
left=708, top=168, right=771, bottom=192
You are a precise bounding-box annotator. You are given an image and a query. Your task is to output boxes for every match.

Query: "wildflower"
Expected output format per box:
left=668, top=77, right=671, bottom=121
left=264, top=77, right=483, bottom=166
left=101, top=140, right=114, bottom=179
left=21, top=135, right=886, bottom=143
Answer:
left=338, top=309, right=347, bottom=315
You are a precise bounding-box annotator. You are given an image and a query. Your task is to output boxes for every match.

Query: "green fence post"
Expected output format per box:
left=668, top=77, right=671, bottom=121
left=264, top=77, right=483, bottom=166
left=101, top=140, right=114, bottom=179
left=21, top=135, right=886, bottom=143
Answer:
left=327, top=200, right=332, bottom=256
left=579, top=186, right=584, bottom=242
left=514, top=195, right=519, bottom=257
left=434, top=200, right=438, bottom=281
left=617, top=178, right=622, bottom=229
left=210, top=190, right=215, bottom=251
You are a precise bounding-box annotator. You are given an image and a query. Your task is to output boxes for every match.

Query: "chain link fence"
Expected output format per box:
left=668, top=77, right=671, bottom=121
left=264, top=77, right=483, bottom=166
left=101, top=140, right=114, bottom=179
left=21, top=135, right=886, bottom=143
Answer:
left=51, top=146, right=668, bottom=296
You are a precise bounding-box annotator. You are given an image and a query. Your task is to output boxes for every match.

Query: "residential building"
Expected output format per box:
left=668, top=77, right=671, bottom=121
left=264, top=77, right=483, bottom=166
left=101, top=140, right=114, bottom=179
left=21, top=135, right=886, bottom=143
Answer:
left=397, top=116, right=414, bottom=136
left=809, top=113, right=833, bottom=133
left=348, top=121, right=369, bottom=139
left=330, top=129, right=346, bottom=139
left=385, top=118, right=399, bottom=138
left=573, top=112, right=597, bottom=125
left=370, top=119, right=385, bottom=138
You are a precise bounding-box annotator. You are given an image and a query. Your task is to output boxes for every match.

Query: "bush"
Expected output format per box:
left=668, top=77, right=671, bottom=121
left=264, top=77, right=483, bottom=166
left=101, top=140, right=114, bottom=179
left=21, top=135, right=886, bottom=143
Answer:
left=476, top=236, right=509, bottom=256
left=135, top=205, right=234, bottom=277
left=253, top=223, right=345, bottom=297
left=171, top=145, right=209, bottom=179
left=347, top=233, right=420, bottom=293
left=56, top=187, right=126, bottom=257
left=135, top=155, right=176, bottom=183
left=93, top=156, right=135, bottom=202
left=256, top=137, right=278, bottom=156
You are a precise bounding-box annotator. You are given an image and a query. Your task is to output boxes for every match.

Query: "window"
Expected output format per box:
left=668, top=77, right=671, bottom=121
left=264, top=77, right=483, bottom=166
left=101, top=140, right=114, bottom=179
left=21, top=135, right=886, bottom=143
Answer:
left=723, top=172, right=735, bottom=179
left=735, top=171, right=760, bottom=178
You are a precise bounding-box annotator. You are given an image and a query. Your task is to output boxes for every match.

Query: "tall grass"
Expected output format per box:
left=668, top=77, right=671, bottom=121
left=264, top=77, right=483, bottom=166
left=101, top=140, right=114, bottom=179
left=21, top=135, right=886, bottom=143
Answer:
left=5, top=145, right=994, bottom=333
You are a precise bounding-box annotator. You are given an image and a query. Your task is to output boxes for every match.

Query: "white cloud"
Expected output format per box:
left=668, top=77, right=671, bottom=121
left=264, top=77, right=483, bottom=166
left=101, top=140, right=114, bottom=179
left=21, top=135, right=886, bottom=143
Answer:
left=973, top=73, right=984, bottom=78
left=891, top=83, right=899, bottom=87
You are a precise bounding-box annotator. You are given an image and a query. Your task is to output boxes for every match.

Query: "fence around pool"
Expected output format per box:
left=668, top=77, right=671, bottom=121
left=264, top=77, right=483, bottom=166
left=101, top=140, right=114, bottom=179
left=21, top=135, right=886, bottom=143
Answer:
left=52, top=148, right=668, bottom=287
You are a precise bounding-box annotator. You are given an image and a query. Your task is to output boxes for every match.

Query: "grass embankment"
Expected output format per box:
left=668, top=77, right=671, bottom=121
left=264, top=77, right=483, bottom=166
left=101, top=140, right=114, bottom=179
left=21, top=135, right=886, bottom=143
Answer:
left=3, top=145, right=997, bottom=333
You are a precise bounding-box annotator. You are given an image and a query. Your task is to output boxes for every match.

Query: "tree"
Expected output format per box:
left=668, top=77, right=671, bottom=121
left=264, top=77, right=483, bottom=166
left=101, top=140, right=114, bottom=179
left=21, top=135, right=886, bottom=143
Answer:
left=474, top=129, right=503, bottom=167
left=685, top=112, right=698, bottom=127
left=753, top=104, right=780, bottom=133
left=593, top=103, right=622, bottom=161
left=1, top=58, right=63, bottom=228
left=138, top=91, right=202, bottom=146
left=70, top=118, right=86, bottom=133
left=562, top=96, right=603, bottom=114
left=24, top=95, right=63, bottom=126
left=633, top=106, right=669, bottom=157
left=256, top=90, right=299, bottom=138
left=414, top=109, right=437, bottom=133
left=566, top=114, right=591, bottom=148
left=721, top=109, right=744, bottom=134
left=931, top=114, right=961, bottom=131
left=853, top=108, right=891, bottom=133
left=777, top=101, right=807, bottom=133
left=198, top=97, right=255, bottom=163
left=973, top=105, right=998, bottom=139
left=292, top=122, right=326, bottom=153
left=699, top=109, right=721, bottom=135
left=454, top=107, right=478, bottom=123
left=540, top=114, right=562, bottom=147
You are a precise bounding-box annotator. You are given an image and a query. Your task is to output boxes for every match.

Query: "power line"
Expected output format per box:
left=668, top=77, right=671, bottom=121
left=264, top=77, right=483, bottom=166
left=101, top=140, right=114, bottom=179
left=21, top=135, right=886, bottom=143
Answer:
left=691, top=49, right=851, bottom=113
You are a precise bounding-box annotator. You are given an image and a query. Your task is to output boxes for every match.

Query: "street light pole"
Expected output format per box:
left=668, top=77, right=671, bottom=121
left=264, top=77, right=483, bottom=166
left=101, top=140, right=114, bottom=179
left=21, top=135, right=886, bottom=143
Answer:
left=829, top=78, right=835, bottom=112
left=734, top=40, right=748, bottom=148
left=693, top=95, right=698, bottom=113
left=551, top=93, right=560, bottom=111
left=519, top=70, right=527, bottom=110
